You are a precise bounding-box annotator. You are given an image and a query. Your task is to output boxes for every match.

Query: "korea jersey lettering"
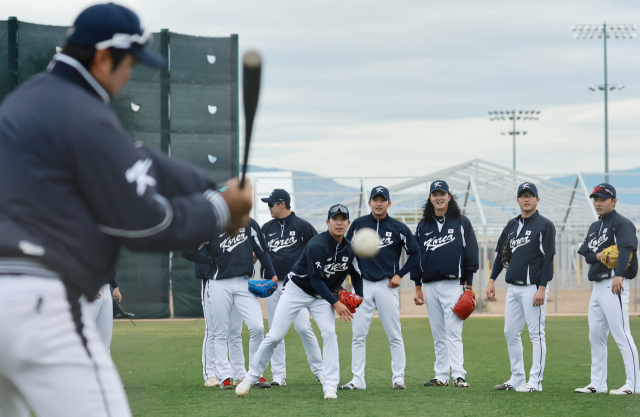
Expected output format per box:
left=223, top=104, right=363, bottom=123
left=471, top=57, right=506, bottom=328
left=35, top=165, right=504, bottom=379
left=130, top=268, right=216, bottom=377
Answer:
left=495, top=211, right=556, bottom=286
left=260, top=212, right=317, bottom=280
left=410, top=214, right=479, bottom=283
left=578, top=210, right=638, bottom=281
left=346, top=213, right=419, bottom=281
left=288, top=232, right=363, bottom=305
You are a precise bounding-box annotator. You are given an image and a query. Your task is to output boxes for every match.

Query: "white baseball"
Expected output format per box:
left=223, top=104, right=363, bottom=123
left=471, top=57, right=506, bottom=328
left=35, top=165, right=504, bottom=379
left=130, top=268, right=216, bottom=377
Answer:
left=351, top=228, right=381, bottom=259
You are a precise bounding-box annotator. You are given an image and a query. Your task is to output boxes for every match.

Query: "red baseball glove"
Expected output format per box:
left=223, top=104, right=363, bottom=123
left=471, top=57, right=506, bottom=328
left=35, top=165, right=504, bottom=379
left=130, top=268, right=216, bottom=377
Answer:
left=338, top=289, right=363, bottom=314
left=452, top=290, right=476, bottom=320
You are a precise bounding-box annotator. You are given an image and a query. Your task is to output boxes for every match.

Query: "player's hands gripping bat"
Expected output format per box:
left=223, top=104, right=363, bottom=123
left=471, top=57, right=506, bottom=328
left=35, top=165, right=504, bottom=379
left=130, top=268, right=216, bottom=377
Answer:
left=452, top=290, right=476, bottom=320
left=240, top=50, right=262, bottom=189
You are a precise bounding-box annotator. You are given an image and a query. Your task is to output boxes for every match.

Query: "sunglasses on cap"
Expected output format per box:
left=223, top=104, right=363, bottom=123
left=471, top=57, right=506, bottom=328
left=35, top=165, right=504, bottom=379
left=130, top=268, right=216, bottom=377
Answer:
left=328, top=204, right=349, bottom=218
left=592, top=186, right=615, bottom=197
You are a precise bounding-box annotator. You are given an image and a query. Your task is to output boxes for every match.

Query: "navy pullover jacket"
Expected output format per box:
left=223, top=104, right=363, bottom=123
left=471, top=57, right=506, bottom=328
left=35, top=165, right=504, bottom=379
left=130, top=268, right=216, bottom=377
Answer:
left=578, top=210, right=638, bottom=281
left=260, top=212, right=317, bottom=280
left=288, top=232, right=363, bottom=305
left=346, top=213, right=419, bottom=281
left=410, top=214, right=479, bottom=285
left=0, top=56, right=229, bottom=297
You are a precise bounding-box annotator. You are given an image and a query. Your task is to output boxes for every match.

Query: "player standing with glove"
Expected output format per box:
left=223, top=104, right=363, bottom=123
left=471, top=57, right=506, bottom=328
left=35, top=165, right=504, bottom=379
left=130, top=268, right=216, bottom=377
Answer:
left=236, top=204, right=363, bottom=400
left=411, top=180, right=479, bottom=388
left=0, top=4, right=252, bottom=416
left=487, top=182, right=555, bottom=393
left=575, top=183, right=639, bottom=395
left=339, top=186, right=419, bottom=391
left=260, top=189, right=323, bottom=386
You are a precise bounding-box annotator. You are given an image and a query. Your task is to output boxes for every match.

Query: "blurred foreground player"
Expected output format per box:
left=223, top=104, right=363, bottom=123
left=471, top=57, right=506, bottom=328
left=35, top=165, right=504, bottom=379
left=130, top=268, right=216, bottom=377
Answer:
left=0, top=4, right=252, bottom=416
left=237, top=204, right=363, bottom=400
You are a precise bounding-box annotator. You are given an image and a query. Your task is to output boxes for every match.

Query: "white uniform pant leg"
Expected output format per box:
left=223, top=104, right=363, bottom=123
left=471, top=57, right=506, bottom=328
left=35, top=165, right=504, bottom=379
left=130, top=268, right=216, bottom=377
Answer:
left=522, top=285, right=548, bottom=391
left=208, top=278, right=235, bottom=380
left=84, top=284, right=113, bottom=354
left=375, top=279, right=406, bottom=385
left=201, top=280, right=216, bottom=381
left=0, top=277, right=130, bottom=417
left=439, top=280, right=466, bottom=380
left=292, top=307, right=323, bottom=378
left=230, top=277, right=264, bottom=371
left=588, top=282, right=610, bottom=392
left=597, top=279, right=640, bottom=392
left=247, top=281, right=308, bottom=384
left=351, top=279, right=377, bottom=389
left=266, top=284, right=286, bottom=381
left=307, top=296, right=340, bottom=393
left=228, top=303, right=246, bottom=380
left=504, top=284, right=527, bottom=389
left=424, top=281, right=449, bottom=382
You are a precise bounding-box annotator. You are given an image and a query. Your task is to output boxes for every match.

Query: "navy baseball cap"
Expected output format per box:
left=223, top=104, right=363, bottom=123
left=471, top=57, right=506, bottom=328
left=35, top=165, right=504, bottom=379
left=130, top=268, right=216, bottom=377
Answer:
left=590, top=183, right=616, bottom=199
left=328, top=204, right=349, bottom=220
left=370, top=186, right=390, bottom=200
left=66, top=3, right=166, bottom=68
left=430, top=180, right=449, bottom=194
left=261, top=189, right=290, bottom=205
left=517, top=182, right=538, bottom=197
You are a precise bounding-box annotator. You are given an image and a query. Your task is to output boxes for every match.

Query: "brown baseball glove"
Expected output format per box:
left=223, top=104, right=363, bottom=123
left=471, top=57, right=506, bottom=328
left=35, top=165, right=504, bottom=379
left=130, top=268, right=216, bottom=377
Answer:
left=600, top=245, right=633, bottom=271
left=452, top=290, right=476, bottom=320
left=333, top=288, right=363, bottom=314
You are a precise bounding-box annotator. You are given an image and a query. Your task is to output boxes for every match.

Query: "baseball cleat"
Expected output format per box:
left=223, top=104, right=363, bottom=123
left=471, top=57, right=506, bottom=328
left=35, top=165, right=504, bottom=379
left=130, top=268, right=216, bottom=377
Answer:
left=235, top=378, right=252, bottom=397
left=454, top=378, right=470, bottom=388
left=204, top=377, right=220, bottom=387
left=575, top=386, right=598, bottom=393
left=233, top=377, right=245, bottom=386
left=339, top=382, right=359, bottom=390
left=609, top=388, right=633, bottom=395
left=515, top=384, right=537, bottom=392
left=424, top=378, right=448, bottom=387
left=393, top=382, right=406, bottom=390
left=493, top=382, right=514, bottom=391
left=253, top=377, right=271, bottom=389
left=220, top=378, right=233, bottom=390
left=270, top=379, right=286, bottom=386
left=324, top=390, right=337, bottom=400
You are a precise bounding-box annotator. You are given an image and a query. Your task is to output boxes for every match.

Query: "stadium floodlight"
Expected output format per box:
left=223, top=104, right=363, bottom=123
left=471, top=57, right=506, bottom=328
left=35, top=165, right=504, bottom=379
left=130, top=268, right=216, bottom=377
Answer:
left=572, top=22, right=634, bottom=183
left=489, top=109, right=540, bottom=170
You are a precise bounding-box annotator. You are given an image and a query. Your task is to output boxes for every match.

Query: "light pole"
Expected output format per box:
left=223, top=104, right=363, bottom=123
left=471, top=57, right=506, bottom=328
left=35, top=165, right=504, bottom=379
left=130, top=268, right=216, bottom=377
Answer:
left=489, top=110, right=540, bottom=171
left=572, top=23, right=635, bottom=183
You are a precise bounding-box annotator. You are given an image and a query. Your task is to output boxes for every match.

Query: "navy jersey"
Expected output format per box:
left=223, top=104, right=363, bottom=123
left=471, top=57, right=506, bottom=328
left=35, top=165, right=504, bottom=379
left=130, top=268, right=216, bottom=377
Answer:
left=410, top=214, right=479, bottom=283
left=0, top=56, right=229, bottom=297
left=346, top=213, right=419, bottom=281
left=260, top=212, right=317, bottom=280
left=182, top=245, right=214, bottom=280
left=578, top=210, right=638, bottom=281
left=288, top=232, right=363, bottom=305
left=495, top=211, right=556, bottom=285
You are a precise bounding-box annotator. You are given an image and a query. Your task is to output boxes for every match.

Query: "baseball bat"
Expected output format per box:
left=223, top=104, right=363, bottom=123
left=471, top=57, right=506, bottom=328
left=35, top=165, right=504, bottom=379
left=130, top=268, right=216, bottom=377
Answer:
left=240, top=50, right=262, bottom=189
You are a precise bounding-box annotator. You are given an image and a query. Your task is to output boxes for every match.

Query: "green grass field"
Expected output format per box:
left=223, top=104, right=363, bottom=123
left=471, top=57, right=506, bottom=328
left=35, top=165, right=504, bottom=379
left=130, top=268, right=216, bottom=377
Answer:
left=112, top=316, right=640, bottom=416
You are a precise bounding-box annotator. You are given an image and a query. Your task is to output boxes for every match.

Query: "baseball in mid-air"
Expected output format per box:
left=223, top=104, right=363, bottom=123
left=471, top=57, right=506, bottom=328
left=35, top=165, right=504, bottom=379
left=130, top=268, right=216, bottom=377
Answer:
left=351, top=228, right=381, bottom=259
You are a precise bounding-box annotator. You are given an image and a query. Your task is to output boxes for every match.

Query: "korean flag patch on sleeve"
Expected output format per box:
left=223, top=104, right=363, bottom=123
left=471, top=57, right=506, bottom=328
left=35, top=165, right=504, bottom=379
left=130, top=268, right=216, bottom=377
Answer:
left=342, top=256, right=348, bottom=262
left=525, top=230, right=531, bottom=236
left=239, top=228, right=245, bottom=233
left=448, top=229, right=454, bottom=234
left=386, top=231, right=392, bottom=237
left=290, top=231, right=296, bottom=236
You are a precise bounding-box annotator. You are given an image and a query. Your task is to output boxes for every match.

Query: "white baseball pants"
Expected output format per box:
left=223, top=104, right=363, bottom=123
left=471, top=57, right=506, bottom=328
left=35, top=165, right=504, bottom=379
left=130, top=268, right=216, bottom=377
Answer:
left=248, top=280, right=339, bottom=393
left=0, top=276, right=130, bottom=417
left=351, top=278, right=405, bottom=388
left=201, top=279, right=246, bottom=381
left=588, top=278, right=640, bottom=393
left=424, top=279, right=466, bottom=381
left=504, top=284, right=549, bottom=391
left=208, top=276, right=264, bottom=381
left=266, top=283, right=323, bottom=381
left=84, top=283, right=113, bottom=354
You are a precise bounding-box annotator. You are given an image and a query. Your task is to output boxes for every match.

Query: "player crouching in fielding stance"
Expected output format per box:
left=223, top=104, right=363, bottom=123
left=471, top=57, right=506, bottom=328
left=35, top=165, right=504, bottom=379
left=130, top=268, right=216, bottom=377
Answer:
left=487, top=182, right=556, bottom=392
left=237, top=204, right=363, bottom=400
left=411, top=180, right=479, bottom=388
left=340, top=186, right=419, bottom=390
left=575, top=183, right=640, bottom=395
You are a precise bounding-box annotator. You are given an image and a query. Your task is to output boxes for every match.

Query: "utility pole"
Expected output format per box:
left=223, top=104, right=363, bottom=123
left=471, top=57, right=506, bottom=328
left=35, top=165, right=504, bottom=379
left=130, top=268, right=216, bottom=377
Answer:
left=489, top=110, right=540, bottom=171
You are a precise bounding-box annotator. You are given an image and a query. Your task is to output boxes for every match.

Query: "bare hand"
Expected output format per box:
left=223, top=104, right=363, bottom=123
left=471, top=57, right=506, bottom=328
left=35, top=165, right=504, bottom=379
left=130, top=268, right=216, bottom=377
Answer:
left=94, top=292, right=101, bottom=300
left=112, top=287, right=122, bottom=303
left=596, top=252, right=602, bottom=261
left=388, top=275, right=402, bottom=288
left=414, top=288, right=425, bottom=305
left=532, top=286, right=545, bottom=307
left=253, top=252, right=258, bottom=264
left=333, top=301, right=354, bottom=322
left=271, top=276, right=278, bottom=285
left=612, top=276, right=624, bottom=295
left=486, top=280, right=496, bottom=301
left=220, top=178, right=253, bottom=236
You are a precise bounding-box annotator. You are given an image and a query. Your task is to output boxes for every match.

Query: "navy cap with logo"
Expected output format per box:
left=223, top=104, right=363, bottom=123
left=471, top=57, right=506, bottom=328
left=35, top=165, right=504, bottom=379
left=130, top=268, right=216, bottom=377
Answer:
left=370, top=186, right=390, bottom=200
left=590, top=183, right=616, bottom=199
left=66, top=3, right=166, bottom=68
left=327, top=204, right=349, bottom=220
left=261, top=189, right=291, bottom=205
left=430, top=180, right=449, bottom=194
left=517, top=182, right=538, bottom=197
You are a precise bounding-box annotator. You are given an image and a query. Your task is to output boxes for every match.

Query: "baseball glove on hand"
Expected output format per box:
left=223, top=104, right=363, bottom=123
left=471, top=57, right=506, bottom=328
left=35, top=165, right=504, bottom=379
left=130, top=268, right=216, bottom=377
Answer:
left=452, top=290, right=476, bottom=320
left=248, top=280, right=277, bottom=298
left=600, top=245, right=633, bottom=271
left=332, top=288, right=363, bottom=314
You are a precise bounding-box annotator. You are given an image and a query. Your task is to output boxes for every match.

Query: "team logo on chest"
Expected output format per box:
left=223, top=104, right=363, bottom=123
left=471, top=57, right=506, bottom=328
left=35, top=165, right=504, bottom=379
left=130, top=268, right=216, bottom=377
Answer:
left=424, top=234, right=455, bottom=251
left=220, top=233, right=248, bottom=252
left=510, top=235, right=530, bottom=252
left=588, top=234, right=609, bottom=252
left=324, top=262, right=349, bottom=277
left=268, top=236, right=298, bottom=252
